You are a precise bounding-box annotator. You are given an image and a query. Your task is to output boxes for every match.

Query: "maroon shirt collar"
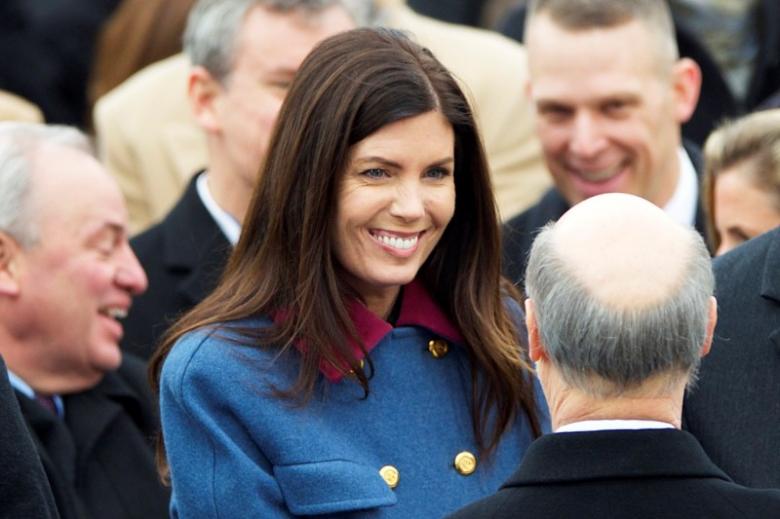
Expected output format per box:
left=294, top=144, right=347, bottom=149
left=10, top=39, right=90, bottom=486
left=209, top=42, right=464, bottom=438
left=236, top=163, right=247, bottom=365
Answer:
left=282, top=279, right=463, bottom=383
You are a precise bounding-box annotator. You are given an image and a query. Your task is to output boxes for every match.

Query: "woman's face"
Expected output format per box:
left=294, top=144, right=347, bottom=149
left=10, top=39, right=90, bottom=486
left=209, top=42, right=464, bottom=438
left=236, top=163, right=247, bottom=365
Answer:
left=714, top=165, right=780, bottom=255
left=333, top=110, right=456, bottom=317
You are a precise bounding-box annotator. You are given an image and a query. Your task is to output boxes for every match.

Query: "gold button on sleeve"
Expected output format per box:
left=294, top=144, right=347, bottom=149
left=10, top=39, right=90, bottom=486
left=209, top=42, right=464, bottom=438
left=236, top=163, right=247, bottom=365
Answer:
left=454, top=451, right=477, bottom=476
left=427, top=339, right=449, bottom=358
left=379, top=465, right=399, bottom=489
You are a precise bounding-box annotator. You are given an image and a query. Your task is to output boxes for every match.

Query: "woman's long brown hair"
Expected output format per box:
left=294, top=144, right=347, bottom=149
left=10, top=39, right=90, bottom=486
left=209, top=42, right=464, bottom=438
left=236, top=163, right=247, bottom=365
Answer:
left=149, top=27, right=542, bottom=478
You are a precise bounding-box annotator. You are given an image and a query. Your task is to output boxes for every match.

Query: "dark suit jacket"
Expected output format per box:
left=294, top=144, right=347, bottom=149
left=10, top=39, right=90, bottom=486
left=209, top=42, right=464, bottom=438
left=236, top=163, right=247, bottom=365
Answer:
left=448, top=429, right=780, bottom=519
left=0, top=355, right=59, bottom=519
left=123, top=173, right=231, bottom=359
left=683, top=227, right=780, bottom=489
left=16, top=354, right=169, bottom=519
left=495, top=0, right=780, bottom=146
left=502, top=145, right=706, bottom=288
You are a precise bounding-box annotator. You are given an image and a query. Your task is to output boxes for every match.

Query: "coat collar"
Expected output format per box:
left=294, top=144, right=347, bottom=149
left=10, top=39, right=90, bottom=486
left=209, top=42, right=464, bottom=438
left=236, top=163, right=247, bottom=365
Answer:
left=760, top=227, right=780, bottom=303
left=758, top=229, right=780, bottom=356
left=502, top=429, right=730, bottom=488
left=280, top=279, right=463, bottom=383
left=160, top=172, right=232, bottom=305
left=62, top=368, right=145, bottom=465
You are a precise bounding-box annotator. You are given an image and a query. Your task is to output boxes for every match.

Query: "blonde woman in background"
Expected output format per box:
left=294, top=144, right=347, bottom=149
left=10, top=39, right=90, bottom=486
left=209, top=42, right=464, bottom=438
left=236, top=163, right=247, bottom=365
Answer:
left=703, top=108, right=780, bottom=255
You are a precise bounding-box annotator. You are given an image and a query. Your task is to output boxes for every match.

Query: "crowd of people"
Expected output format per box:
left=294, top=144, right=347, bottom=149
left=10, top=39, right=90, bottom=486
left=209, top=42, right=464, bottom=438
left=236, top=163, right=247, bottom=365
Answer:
left=1, top=0, right=780, bottom=517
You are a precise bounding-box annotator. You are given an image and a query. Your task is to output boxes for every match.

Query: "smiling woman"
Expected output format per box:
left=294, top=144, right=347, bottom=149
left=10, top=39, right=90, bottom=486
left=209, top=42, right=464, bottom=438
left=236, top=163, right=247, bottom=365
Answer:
left=150, top=27, right=547, bottom=518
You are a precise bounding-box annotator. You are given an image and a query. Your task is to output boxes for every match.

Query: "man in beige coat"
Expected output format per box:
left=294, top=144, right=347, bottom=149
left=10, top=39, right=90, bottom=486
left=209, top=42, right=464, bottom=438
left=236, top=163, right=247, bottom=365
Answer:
left=94, top=0, right=547, bottom=233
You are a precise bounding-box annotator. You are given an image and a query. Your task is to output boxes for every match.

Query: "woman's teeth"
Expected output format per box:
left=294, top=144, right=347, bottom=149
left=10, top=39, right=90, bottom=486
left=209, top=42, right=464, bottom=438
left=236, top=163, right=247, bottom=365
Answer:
left=373, top=233, right=418, bottom=250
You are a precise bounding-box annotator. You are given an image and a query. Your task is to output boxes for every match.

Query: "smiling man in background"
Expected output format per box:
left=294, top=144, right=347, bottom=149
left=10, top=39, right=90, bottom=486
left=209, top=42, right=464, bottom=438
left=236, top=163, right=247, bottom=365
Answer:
left=502, top=0, right=704, bottom=287
left=121, top=0, right=359, bottom=359
left=0, top=122, right=168, bottom=519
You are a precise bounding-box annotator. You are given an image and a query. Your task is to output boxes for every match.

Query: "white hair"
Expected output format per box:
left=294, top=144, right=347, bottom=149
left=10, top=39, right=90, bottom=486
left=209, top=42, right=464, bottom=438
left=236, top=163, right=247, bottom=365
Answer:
left=525, top=222, right=714, bottom=397
left=0, top=122, right=93, bottom=247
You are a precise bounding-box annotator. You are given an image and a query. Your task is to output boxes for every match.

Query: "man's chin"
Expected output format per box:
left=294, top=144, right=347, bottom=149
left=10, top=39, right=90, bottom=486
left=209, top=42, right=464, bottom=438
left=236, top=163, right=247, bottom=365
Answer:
left=91, top=342, right=123, bottom=373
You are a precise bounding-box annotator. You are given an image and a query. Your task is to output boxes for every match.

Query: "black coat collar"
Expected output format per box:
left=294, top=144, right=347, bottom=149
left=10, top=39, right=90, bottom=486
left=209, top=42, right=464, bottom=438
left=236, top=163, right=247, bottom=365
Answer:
left=502, top=429, right=729, bottom=488
left=159, top=173, right=232, bottom=305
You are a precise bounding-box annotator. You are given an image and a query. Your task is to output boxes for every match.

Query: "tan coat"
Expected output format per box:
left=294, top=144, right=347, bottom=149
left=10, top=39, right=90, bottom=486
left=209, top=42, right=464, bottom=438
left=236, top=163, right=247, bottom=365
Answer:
left=94, top=6, right=549, bottom=233
left=0, top=90, right=44, bottom=123
left=93, top=55, right=207, bottom=234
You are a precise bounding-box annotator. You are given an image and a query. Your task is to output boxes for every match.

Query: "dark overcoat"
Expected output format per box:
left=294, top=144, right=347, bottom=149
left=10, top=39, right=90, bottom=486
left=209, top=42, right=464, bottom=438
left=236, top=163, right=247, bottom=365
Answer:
left=683, top=227, right=780, bottom=488
left=448, top=429, right=780, bottom=518
left=16, top=354, right=169, bottom=519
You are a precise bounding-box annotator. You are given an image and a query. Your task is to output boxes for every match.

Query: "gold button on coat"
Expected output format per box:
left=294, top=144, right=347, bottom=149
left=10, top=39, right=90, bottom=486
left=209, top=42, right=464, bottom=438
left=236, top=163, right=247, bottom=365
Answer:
left=427, top=339, right=449, bottom=358
left=454, top=451, right=477, bottom=476
left=379, top=465, right=399, bottom=489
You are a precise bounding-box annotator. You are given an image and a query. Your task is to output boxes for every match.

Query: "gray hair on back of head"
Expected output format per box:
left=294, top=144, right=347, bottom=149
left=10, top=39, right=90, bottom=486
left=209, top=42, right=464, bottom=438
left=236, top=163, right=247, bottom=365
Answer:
left=0, top=122, right=93, bottom=248
left=524, top=222, right=714, bottom=397
left=184, top=0, right=376, bottom=83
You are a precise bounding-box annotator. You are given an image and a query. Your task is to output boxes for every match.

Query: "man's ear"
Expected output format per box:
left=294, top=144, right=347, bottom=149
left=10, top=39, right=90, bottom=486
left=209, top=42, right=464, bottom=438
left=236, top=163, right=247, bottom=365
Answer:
left=671, top=57, right=702, bottom=124
left=525, top=299, right=547, bottom=362
left=700, top=296, right=717, bottom=357
left=188, top=66, right=224, bottom=133
left=0, top=232, right=22, bottom=296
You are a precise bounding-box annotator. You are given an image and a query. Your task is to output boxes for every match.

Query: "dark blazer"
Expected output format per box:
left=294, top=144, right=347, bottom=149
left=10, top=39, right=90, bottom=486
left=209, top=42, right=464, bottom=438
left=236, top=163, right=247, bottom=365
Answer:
left=502, top=145, right=706, bottom=288
left=16, top=354, right=169, bottom=519
left=683, top=227, right=780, bottom=489
left=495, top=0, right=780, bottom=146
left=448, top=429, right=780, bottom=518
left=123, top=173, right=231, bottom=359
left=0, top=355, right=59, bottom=519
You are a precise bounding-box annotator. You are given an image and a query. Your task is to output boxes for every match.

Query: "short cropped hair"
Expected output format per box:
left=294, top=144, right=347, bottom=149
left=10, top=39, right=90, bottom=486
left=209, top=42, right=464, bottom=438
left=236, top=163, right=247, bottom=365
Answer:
left=525, top=223, right=714, bottom=397
left=702, top=109, right=780, bottom=248
left=183, top=0, right=375, bottom=83
left=0, top=123, right=93, bottom=247
left=526, top=0, right=679, bottom=64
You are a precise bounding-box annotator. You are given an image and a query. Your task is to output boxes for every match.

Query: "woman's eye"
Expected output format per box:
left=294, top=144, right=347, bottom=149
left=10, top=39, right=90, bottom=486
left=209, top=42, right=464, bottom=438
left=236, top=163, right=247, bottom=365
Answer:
left=425, top=167, right=450, bottom=179
left=362, top=168, right=388, bottom=179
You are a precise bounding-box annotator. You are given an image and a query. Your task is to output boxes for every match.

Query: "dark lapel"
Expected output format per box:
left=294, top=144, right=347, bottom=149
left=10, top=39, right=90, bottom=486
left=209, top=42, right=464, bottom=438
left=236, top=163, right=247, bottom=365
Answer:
left=16, top=392, right=86, bottom=519
left=759, top=230, right=780, bottom=354
left=62, top=370, right=143, bottom=468
left=503, top=429, right=730, bottom=488
left=16, top=393, right=78, bottom=485
left=681, top=139, right=709, bottom=244
left=160, top=174, right=232, bottom=306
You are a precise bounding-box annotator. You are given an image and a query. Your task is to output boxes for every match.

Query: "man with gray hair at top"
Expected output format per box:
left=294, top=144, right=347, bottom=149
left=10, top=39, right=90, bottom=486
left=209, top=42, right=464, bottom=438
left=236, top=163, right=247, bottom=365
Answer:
left=0, top=122, right=167, bottom=519
left=451, top=193, right=780, bottom=518
left=122, top=0, right=359, bottom=359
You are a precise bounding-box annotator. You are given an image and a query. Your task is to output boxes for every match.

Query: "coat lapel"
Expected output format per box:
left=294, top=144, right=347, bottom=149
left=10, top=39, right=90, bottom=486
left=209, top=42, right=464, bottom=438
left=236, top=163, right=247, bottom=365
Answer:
left=161, top=174, right=232, bottom=307
left=16, top=394, right=78, bottom=485
left=63, top=370, right=142, bottom=470
left=759, top=230, right=780, bottom=355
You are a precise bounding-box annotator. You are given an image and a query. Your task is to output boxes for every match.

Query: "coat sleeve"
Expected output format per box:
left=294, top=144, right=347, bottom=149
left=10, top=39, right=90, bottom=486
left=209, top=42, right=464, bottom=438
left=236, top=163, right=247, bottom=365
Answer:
left=160, top=332, right=292, bottom=518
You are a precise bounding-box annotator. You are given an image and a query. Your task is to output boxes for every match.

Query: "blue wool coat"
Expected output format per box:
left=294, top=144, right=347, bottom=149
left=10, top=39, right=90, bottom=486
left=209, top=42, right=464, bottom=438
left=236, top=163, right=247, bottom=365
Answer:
left=160, top=283, right=549, bottom=517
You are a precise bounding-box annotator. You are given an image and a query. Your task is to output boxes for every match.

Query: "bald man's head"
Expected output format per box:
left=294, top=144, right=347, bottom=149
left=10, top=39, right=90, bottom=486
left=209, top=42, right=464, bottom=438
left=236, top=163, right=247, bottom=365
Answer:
left=525, top=194, right=715, bottom=397
left=553, top=194, right=692, bottom=310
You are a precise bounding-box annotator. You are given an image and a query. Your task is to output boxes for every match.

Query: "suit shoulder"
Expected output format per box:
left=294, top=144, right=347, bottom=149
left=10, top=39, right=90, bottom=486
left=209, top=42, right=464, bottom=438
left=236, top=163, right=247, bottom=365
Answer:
left=714, top=227, right=778, bottom=280
left=703, top=479, right=780, bottom=517
left=505, top=189, right=568, bottom=234
left=130, top=221, right=166, bottom=259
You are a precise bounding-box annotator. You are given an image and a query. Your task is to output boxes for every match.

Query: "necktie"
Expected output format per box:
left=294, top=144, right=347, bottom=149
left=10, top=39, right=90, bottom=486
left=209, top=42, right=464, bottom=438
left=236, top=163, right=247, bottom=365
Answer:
left=34, top=393, right=58, bottom=416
